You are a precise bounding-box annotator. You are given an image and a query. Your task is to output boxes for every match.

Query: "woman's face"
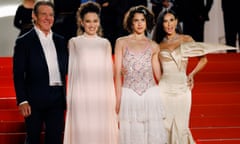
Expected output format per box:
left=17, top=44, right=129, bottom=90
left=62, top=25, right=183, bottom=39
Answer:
left=162, top=13, right=178, bottom=35
left=132, top=13, right=146, bottom=34
left=81, top=12, right=100, bottom=36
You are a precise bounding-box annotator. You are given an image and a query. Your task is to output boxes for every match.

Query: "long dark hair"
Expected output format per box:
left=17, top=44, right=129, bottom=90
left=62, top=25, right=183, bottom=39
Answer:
left=152, top=9, right=182, bottom=43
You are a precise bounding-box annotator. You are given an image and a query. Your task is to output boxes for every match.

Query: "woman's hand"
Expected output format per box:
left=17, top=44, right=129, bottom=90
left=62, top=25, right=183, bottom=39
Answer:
left=115, top=102, right=120, bottom=114
left=187, top=74, right=194, bottom=90
left=121, top=67, right=127, bottom=76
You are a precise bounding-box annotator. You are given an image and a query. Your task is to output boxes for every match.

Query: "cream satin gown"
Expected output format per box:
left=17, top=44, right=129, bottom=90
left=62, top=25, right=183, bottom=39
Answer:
left=158, top=42, right=236, bottom=144
left=64, top=35, right=118, bottom=144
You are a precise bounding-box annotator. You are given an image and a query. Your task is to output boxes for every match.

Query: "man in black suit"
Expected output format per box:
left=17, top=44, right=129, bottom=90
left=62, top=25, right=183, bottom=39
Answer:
left=53, top=0, right=81, bottom=41
left=222, top=0, right=239, bottom=53
left=13, top=1, right=68, bottom=144
left=96, top=0, right=117, bottom=53
left=176, top=0, right=213, bottom=42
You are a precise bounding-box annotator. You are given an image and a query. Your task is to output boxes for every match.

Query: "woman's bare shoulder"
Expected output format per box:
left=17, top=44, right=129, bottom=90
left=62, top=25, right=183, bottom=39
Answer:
left=116, top=36, right=129, bottom=44
left=149, top=39, right=159, bottom=48
left=115, top=36, right=129, bottom=52
left=180, top=34, right=194, bottom=42
left=149, top=40, right=160, bottom=53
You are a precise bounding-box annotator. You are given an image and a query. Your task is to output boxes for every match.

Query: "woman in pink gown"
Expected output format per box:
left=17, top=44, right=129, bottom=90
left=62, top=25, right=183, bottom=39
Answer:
left=114, top=5, right=167, bottom=144
left=63, top=2, right=118, bottom=144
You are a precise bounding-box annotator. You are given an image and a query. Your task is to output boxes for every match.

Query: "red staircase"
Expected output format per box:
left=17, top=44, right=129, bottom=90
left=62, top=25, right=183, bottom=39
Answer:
left=0, top=53, right=240, bottom=144
left=189, top=53, right=240, bottom=144
left=0, top=57, right=24, bottom=144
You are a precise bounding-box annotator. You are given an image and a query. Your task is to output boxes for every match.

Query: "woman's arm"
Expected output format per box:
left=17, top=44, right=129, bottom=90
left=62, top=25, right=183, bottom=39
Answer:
left=114, top=38, right=123, bottom=114
left=152, top=41, right=162, bottom=83
left=13, top=6, right=22, bottom=30
left=188, top=55, right=208, bottom=89
left=183, top=34, right=208, bottom=89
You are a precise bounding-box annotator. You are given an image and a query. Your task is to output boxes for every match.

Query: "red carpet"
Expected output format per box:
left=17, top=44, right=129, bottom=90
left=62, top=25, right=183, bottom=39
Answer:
left=0, top=53, right=240, bottom=144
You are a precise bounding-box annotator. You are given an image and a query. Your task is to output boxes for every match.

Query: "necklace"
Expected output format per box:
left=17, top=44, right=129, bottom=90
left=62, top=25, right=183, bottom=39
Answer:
left=163, top=34, right=179, bottom=43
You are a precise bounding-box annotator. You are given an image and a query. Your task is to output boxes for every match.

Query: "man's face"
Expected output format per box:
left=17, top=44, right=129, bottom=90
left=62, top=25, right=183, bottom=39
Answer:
left=32, top=5, right=54, bottom=35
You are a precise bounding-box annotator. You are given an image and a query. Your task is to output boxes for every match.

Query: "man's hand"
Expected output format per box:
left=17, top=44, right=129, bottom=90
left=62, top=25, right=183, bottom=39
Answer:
left=18, top=103, right=31, bottom=117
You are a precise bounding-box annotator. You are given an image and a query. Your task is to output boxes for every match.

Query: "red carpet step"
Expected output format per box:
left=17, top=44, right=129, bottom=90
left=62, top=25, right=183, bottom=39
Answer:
left=190, top=115, right=240, bottom=127
left=193, top=82, right=240, bottom=93
left=0, top=121, right=25, bottom=133
left=191, top=104, right=240, bottom=117
left=0, top=109, right=23, bottom=121
left=192, top=92, right=240, bottom=105
left=0, top=97, right=17, bottom=109
left=192, top=127, right=240, bottom=139
left=0, top=133, right=47, bottom=144
left=196, top=139, right=240, bottom=144
left=0, top=87, right=15, bottom=97
left=194, top=71, right=240, bottom=82
left=0, top=133, right=26, bottom=144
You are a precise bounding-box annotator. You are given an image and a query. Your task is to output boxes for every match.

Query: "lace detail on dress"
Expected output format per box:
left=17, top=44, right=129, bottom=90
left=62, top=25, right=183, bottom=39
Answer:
left=122, top=46, right=156, bottom=96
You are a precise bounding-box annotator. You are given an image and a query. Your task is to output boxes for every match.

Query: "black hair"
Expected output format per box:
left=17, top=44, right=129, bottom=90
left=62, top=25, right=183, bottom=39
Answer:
left=152, top=9, right=182, bottom=43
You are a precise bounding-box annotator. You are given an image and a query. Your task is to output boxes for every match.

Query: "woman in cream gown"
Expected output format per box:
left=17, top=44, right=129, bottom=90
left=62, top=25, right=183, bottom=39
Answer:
left=64, top=2, right=118, bottom=144
left=152, top=10, right=236, bottom=144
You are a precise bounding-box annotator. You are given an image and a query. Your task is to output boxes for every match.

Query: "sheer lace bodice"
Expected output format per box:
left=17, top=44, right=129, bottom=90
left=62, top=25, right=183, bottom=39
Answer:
left=122, top=46, right=156, bottom=96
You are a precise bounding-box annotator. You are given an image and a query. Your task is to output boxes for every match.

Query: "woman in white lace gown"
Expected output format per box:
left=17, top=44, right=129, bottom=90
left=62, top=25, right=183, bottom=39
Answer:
left=152, top=10, right=236, bottom=144
left=63, top=2, right=118, bottom=144
left=114, top=5, right=167, bottom=144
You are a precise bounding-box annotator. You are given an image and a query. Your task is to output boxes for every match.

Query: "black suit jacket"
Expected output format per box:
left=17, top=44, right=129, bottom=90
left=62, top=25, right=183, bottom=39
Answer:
left=13, top=28, right=68, bottom=109
left=54, top=0, right=80, bottom=15
left=221, top=0, right=238, bottom=13
left=176, top=0, right=213, bottom=22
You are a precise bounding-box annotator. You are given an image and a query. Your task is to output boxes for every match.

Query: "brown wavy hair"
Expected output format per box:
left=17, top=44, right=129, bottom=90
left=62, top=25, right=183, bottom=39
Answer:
left=123, top=5, right=155, bottom=33
left=76, top=1, right=103, bottom=36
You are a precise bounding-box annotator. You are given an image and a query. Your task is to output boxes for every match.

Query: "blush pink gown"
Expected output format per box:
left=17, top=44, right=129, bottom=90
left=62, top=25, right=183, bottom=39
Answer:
left=64, top=34, right=118, bottom=144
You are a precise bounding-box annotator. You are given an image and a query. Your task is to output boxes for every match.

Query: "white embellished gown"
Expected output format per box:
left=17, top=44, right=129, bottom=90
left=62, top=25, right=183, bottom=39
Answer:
left=158, top=42, right=236, bottom=144
left=119, top=45, right=167, bottom=144
left=64, top=35, right=118, bottom=144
